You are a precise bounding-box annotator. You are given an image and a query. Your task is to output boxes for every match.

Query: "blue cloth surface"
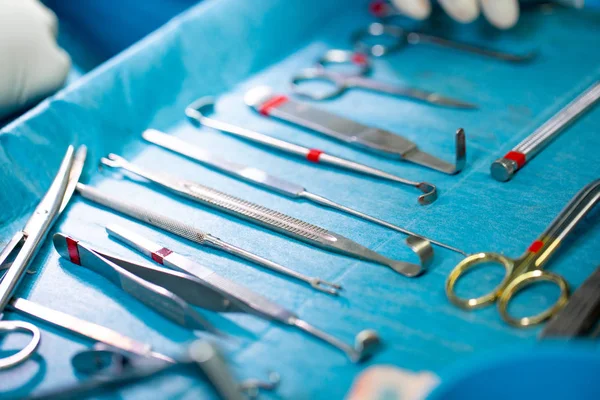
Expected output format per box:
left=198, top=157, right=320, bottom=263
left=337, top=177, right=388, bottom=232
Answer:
left=0, top=0, right=599, bottom=399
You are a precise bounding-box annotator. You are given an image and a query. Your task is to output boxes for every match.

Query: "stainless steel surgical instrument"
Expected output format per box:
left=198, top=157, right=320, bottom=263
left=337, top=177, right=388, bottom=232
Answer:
left=185, top=98, right=439, bottom=196
left=446, top=179, right=600, bottom=328
left=11, top=297, right=275, bottom=399
left=55, top=226, right=380, bottom=362
left=144, top=128, right=437, bottom=205
left=75, top=183, right=341, bottom=295
left=143, top=129, right=467, bottom=256
left=291, top=49, right=477, bottom=108
left=491, top=81, right=600, bottom=182
left=100, top=154, right=432, bottom=277
left=53, top=233, right=217, bottom=333
left=352, top=22, right=536, bottom=62
left=245, top=86, right=466, bottom=174
left=0, top=145, right=86, bottom=370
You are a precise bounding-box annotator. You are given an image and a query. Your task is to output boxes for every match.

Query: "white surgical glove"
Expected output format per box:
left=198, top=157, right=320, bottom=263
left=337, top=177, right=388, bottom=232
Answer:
left=0, top=0, right=71, bottom=119
left=391, top=0, right=520, bottom=29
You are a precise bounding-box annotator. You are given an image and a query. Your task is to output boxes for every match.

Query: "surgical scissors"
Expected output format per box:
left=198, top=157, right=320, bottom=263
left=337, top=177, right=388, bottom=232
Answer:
left=186, top=97, right=440, bottom=195
left=0, top=145, right=86, bottom=370
left=291, top=49, right=476, bottom=108
left=75, top=184, right=341, bottom=295
left=246, top=86, right=466, bottom=175
left=491, top=81, right=600, bottom=182
left=446, top=179, right=600, bottom=327
left=57, top=226, right=382, bottom=362
left=100, top=154, right=433, bottom=277
left=144, top=129, right=467, bottom=256
left=352, top=22, right=536, bottom=62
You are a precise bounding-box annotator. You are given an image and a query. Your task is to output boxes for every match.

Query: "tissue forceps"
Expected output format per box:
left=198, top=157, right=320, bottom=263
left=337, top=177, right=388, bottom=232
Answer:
left=186, top=98, right=438, bottom=197
left=61, top=226, right=381, bottom=362
left=75, top=183, right=340, bottom=295
left=0, top=145, right=86, bottom=370
left=491, top=81, right=600, bottom=182
left=101, top=154, right=432, bottom=277
left=245, top=86, right=466, bottom=175
left=144, top=129, right=466, bottom=256
left=291, top=49, right=476, bottom=109
left=53, top=233, right=217, bottom=333
left=352, top=22, right=536, bottom=62
left=446, top=179, right=600, bottom=327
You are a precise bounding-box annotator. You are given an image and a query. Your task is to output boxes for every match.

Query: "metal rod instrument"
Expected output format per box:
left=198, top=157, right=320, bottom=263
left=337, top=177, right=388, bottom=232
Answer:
left=0, top=145, right=86, bottom=370
left=100, top=154, right=432, bottom=277
left=291, top=49, right=477, bottom=108
left=185, top=97, right=438, bottom=195
left=58, top=227, right=382, bottom=363
left=75, top=183, right=340, bottom=295
left=491, top=81, right=600, bottom=182
left=245, top=86, right=466, bottom=175
left=352, top=21, right=536, bottom=62
left=446, top=179, right=600, bottom=328
left=144, top=129, right=466, bottom=256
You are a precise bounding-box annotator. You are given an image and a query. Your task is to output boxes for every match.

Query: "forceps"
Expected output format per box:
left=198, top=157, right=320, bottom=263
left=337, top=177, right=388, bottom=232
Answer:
left=291, top=49, right=476, bottom=108
left=53, top=233, right=217, bottom=333
left=100, top=154, right=433, bottom=277
left=245, top=86, right=466, bottom=174
left=144, top=129, right=467, bottom=256
left=0, top=145, right=86, bottom=370
left=186, top=98, right=439, bottom=196
left=75, top=184, right=341, bottom=295
left=352, top=22, right=536, bottom=62
left=57, top=226, right=382, bottom=362
left=491, top=81, right=600, bottom=182
left=446, top=179, right=600, bottom=327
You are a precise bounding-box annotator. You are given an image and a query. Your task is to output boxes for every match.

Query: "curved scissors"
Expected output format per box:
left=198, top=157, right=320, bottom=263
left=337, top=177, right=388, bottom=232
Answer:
left=352, top=23, right=536, bottom=62
left=290, top=49, right=476, bottom=109
left=0, top=145, right=86, bottom=370
left=446, top=179, right=600, bottom=328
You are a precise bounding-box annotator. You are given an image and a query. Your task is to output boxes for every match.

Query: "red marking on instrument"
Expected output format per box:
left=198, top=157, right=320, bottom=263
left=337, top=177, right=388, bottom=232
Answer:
left=151, top=247, right=173, bottom=265
left=369, top=1, right=387, bottom=16
left=258, top=95, right=288, bottom=116
left=504, top=151, right=526, bottom=168
left=528, top=240, right=544, bottom=253
left=66, top=237, right=81, bottom=265
left=306, top=149, right=323, bottom=163
left=351, top=53, right=368, bottom=65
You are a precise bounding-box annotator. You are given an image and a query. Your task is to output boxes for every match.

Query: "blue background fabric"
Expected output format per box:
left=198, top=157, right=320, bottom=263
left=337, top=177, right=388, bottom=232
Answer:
left=0, top=0, right=599, bottom=399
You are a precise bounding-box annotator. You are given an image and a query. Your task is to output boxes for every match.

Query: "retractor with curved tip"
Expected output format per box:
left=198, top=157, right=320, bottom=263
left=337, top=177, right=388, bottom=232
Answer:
left=416, top=182, right=437, bottom=205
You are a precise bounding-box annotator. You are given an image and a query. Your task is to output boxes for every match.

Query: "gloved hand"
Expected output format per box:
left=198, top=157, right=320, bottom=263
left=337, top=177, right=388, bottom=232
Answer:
left=390, top=0, right=520, bottom=29
left=0, top=0, right=71, bottom=120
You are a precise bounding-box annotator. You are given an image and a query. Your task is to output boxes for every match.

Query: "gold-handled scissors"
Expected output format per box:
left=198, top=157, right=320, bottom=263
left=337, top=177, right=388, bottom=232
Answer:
left=0, top=145, right=86, bottom=370
left=446, top=179, right=600, bottom=328
left=290, top=49, right=477, bottom=108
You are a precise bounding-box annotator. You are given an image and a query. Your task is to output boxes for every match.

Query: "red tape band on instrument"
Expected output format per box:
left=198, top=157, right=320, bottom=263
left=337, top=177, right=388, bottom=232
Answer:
left=528, top=240, right=544, bottom=253
left=66, top=237, right=81, bottom=265
left=258, top=95, right=288, bottom=116
left=369, top=1, right=387, bottom=16
left=307, top=149, right=323, bottom=163
left=151, top=247, right=173, bottom=265
left=504, top=151, right=526, bottom=168
left=351, top=53, right=368, bottom=65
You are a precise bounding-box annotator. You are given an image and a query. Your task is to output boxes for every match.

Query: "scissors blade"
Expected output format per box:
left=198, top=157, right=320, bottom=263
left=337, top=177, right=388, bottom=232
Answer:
left=59, top=145, right=87, bottom=213
left=0, top=146, right=75, bottom=313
